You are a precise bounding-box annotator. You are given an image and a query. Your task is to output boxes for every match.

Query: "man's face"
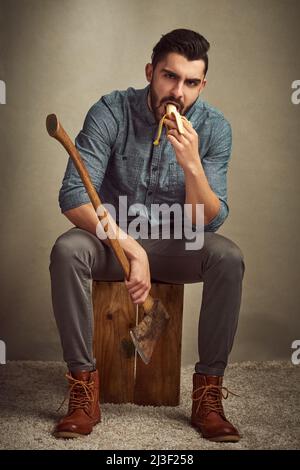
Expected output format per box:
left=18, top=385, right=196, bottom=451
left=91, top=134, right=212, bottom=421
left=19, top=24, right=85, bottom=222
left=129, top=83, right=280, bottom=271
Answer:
left=145, top=52, right=207, bottom=122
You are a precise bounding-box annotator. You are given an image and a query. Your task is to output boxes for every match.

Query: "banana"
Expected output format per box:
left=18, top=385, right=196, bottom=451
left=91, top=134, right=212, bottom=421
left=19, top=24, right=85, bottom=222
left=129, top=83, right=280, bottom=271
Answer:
left=153, top=103, right=188, bottom=146
left=166, top=103, right=185, bottom=134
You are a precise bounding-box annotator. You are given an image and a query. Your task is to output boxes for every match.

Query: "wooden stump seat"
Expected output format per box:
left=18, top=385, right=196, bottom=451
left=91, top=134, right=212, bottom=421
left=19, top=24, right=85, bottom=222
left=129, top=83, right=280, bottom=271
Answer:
left=92, top=281, right=184, bottom=406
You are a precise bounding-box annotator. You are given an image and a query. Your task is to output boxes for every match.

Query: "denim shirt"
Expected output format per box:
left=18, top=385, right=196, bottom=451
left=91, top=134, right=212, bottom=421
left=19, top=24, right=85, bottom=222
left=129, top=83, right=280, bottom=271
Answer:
left=59, top=85, right=232, bottom=232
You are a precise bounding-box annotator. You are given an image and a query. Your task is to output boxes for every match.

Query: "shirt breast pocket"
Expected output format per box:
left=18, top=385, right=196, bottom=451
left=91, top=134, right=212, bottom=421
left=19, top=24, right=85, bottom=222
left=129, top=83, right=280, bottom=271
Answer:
left=105, top=152, right=143, bottom=193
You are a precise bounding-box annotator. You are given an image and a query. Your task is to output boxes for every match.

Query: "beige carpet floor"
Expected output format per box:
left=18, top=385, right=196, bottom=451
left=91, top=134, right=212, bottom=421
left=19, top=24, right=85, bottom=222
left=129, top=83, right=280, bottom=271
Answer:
left=0, top=360, right=299, bottom=450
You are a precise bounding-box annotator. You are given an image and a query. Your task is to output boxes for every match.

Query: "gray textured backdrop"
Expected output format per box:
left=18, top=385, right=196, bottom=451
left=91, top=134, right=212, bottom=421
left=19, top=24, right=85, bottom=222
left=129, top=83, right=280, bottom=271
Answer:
left=0, top=0, right=299, bottom=365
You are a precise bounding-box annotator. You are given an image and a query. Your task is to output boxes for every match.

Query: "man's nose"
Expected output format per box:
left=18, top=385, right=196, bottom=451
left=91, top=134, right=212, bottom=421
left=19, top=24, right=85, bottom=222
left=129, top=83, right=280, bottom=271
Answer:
left=171, top=81, right=184, bottom=100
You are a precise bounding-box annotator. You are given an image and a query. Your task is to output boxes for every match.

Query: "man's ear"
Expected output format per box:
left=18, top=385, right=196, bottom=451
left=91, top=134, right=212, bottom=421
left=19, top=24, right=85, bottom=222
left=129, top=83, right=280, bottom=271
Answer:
left=145, top=63, right=153, bottom=83
left=199, top=78, right=207, bottom=94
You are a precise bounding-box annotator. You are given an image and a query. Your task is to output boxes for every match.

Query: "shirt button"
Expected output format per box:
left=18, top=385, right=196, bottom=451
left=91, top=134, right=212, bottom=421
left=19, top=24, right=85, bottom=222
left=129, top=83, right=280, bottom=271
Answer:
left=152, top=166, right=157, bottom=172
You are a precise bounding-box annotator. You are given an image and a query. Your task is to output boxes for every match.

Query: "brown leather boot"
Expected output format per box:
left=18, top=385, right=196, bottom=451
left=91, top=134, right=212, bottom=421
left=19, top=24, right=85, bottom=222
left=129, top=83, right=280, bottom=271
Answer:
left=53, top=369, right=101, bottom=438
left=191, top=373, right=240, bottom=442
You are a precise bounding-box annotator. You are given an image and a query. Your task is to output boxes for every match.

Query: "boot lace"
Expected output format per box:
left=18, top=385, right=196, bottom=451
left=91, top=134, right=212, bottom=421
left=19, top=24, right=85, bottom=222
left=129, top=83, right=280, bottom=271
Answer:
left=57, top=374, right=95, bottom=414
left=192, top=384, right=239, bottom=420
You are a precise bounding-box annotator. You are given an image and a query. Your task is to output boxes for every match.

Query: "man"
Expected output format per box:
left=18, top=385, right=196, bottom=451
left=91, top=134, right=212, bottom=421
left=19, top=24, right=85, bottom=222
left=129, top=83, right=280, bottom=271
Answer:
left=50, top=29, right=245, bottom=442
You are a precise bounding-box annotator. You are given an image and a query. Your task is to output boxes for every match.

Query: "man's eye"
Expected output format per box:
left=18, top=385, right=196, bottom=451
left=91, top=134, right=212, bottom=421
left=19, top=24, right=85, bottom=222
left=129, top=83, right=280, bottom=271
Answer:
left=187, top=80, right=198, bottom=87
left=165, top=73, right=176, bottom=79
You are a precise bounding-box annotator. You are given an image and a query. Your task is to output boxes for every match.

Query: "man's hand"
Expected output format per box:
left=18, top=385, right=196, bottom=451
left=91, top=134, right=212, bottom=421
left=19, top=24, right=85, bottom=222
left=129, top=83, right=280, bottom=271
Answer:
left=165, top=115, right=200, bottom=172
left=125, top=247, right=151, bottom=305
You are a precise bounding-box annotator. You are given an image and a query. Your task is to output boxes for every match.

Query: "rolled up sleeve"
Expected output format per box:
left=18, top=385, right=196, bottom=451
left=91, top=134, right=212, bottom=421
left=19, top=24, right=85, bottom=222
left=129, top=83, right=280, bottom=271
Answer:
left=59, top=99, right=118, bottom=213
left=202, top=118, right=232, bottom=232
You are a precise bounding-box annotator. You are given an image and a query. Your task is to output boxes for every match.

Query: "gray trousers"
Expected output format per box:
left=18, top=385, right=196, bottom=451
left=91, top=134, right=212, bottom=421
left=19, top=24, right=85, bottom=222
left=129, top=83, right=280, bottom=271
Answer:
left=49, top=228, right=245, bottom=376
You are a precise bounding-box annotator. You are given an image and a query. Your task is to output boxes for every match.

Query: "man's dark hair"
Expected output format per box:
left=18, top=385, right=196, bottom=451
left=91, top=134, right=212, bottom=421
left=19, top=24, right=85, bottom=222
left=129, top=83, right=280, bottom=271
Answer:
left=151, top=29, right=210, bottom=76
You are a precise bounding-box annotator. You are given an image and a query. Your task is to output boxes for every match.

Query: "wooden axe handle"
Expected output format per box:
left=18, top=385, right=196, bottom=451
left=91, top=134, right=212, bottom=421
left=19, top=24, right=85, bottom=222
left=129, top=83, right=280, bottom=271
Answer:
left=46, top=114, right=154, bottom=312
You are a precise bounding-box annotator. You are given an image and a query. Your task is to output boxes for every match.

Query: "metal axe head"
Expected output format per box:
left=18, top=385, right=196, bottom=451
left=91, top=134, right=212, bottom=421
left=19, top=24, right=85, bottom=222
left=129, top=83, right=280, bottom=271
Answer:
left=130, top=299, right=170, bottom=365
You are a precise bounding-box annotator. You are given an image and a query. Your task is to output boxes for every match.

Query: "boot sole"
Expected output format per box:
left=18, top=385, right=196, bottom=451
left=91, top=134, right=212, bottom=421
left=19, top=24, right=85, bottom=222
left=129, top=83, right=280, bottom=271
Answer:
left=191, top=422, right=240, bottom=443
left=206, top=434, right=240, bottom=443
left=53, top=417, right=101, bottom=439
left=53, top=431, right=87, bottom=439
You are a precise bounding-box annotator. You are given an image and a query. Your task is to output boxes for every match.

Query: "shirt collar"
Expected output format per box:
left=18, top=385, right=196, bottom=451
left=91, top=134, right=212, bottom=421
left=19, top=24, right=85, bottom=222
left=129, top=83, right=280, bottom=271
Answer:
left=138, top=85, right=157, bottom=126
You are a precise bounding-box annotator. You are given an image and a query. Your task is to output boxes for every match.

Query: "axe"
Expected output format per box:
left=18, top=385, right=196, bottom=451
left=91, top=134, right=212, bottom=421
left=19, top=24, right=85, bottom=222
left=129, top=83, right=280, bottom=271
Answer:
left=46, top=114, right=169, bottom=364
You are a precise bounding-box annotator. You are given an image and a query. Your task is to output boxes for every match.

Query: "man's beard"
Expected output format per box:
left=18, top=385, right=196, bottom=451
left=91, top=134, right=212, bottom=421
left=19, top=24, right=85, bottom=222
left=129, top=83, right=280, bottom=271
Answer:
left=149, top=82, right=184, bottom=122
